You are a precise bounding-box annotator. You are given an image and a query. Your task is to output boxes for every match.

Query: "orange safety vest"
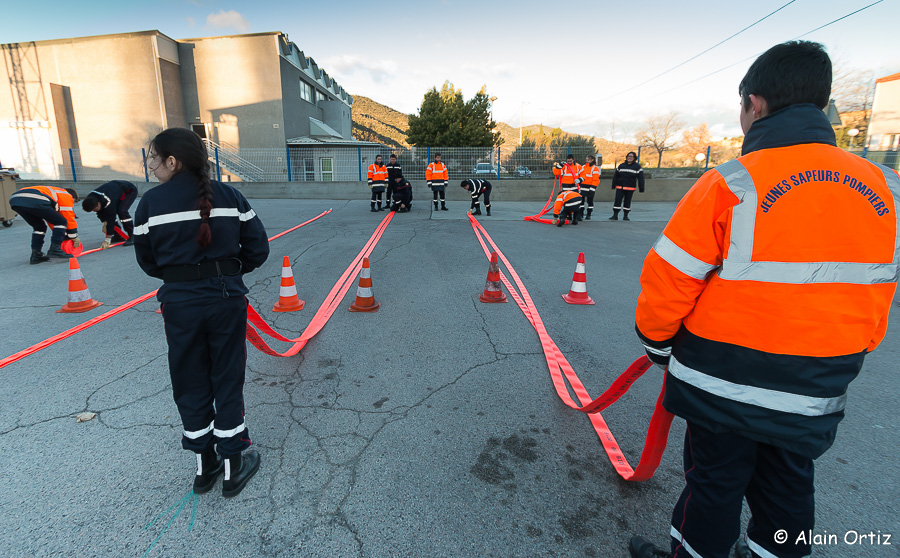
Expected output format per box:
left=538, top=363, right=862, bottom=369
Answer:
left=636, top=139, right=900, bottom=458
left=13, top=185, right=79, bottom=236
left=579, top=164, right=600, bottom=188
left=426, top=162, right=448, bottom=183
left=367, top=163, right=388, bottom=185
left=553, top=162, right=581, bottom=186
left=553, top=190, right=583, bottom=215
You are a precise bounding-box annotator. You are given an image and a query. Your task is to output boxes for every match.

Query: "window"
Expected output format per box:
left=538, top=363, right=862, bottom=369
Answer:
left=320, top=158, right=333, bottom=181
left=303, top=159, right=314, bottom=181
left=300, top=80, right=313, bottom=103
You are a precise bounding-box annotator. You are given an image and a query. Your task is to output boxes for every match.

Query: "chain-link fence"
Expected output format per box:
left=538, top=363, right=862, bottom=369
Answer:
left=20, top=144, right=900, bottom=182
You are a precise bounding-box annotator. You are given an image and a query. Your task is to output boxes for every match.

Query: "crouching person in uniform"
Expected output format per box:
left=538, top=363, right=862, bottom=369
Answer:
left=81, top=179, right=138, bottom=248
left=9, top=185, right=80, bottom=263
left=134, top=128, right=270, bottom=498
left=460, top=179, right=492, bottom=215
left=552, top=190, right=583, bottom=227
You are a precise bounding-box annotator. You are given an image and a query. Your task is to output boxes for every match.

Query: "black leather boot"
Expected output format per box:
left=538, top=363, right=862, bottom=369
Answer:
left=433, top=201, right=439, bottom=210
left=222, top=450, right=260, bottom=498
left=193, top=447, right=224, bottom=494
left=440, top=201, right=448, bottom=211
left=628, top=535, right=671, bottom=558
left=623, top=211, right=631, bottom=221
left=30, top=250, right=49, bottom=264
left=486, top=206, right=491, bottom=216
left=585, top=210, right=592, bottom=220
left=46, top=242, right=70, bottom=259
left=472, top=205, right=482, bottom=215
left=370, top=203, right=377, bottom=212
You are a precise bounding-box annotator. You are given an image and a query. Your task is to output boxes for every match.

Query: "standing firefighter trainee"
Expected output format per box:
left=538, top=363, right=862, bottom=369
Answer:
left=134, top=128, right=270, bottom=499
left=628, top=41, right=900, bottom=558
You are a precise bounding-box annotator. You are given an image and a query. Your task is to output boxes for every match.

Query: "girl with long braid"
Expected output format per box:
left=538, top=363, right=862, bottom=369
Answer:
left=134, top=128, right=269, bottom=498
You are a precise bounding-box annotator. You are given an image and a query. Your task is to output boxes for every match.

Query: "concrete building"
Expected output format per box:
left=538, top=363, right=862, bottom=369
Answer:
left=867, top=72, right=900, bottom=151
left=0, top=30, right=364, bottom=181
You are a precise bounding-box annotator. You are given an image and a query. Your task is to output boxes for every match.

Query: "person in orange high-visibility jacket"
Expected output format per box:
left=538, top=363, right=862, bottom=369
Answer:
left=8, top=185, right=81, bottom=263
left=552, top=190, right=582, bottom=227
left=426, top=152, right=449, bottom=211
left=367, top=154, right=389, bottom=212
left=628, top=41, right=900, bottom=558
left=552, top=154, right=582, bottom=192
left=579, top=154, right=601, bottom=219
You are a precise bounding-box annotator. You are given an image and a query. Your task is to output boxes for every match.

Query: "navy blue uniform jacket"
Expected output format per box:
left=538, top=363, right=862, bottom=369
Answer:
left=133, top=173, right=269, bottom=303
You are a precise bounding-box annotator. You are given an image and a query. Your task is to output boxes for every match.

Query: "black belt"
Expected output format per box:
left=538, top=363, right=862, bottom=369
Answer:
left=162, top=258, right=242, bottom=283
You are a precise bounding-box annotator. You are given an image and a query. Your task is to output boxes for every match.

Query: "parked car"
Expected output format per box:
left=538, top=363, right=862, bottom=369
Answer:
left=513, top=166, right=533, bottom=178
left=472, top=163, right=495, bottom=175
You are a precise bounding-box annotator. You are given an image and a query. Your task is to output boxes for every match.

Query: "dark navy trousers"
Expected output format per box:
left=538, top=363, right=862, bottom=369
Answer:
left=162, top=296, right=251, bottom=457
left=671, top=422, right=815, bottom=558
left=11, top=203, right=67, bottom=250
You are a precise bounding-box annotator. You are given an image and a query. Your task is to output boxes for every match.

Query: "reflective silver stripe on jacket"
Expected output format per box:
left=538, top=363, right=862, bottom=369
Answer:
left=717, top=159, right=900, bottom=284
left=653, top=234, right=719, bottom=280
left=132, top=208, right=257, bottom=236
left=669, top=357, right=846, bottom=416
left=90, top=190, right=111, bottom=207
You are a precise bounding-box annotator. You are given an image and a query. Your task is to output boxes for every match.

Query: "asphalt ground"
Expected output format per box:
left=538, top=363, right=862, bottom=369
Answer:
left=0, top=199, right=897, bottom=557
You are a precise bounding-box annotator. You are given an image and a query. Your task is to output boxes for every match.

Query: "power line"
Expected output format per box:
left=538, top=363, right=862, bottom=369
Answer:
left=625, top=0, right=886, bottom=103
left=601, top=0, right=799, bottom=102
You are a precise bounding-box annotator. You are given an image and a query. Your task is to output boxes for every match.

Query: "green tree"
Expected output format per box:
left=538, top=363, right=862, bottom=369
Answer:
left=407, top=82, right=501, bottom=147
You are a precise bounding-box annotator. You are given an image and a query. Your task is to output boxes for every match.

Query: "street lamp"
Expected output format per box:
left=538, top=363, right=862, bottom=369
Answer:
left=848, top=128, right=860, bottom=151
left=695, top=152, right=705, bottom=169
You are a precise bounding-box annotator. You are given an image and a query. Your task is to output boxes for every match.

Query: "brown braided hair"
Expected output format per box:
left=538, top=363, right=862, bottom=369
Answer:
left=149, top=128, right=214, bottom=248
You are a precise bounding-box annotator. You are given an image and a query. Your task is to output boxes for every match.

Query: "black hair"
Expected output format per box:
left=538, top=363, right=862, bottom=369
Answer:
left=81, top=195, right=101, bottom=212
left=390, top=153, right=397, bottom=159
left=434, top=152, right=442, bottom=157
left=586, top=155, right=595, bottom=164
left=566, top=154, right=574, bottom=160
left=739, top=40, right=831, bottom=113
left=149, top=128, right=213, bottom=248
left=459, top=180, right=470, bottom=189
left=626, top=151, right=637, bottom=160
left=65, top=188, right=79, bottom=202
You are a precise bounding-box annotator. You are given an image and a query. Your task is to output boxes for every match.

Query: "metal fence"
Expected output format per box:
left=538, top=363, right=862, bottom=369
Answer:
left=22, top=145, right=900, bottom=182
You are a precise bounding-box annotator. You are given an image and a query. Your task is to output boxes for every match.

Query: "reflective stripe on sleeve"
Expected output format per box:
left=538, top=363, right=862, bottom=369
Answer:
left=653, top=234, right=718, bottom=280
left=183, top=420, right=215, bottom=439
left=641, top=344, right=671, bottom=357
left=746, top=537, right=779, bottom=558
left=668, top=357, right=846, bottom=416
left=133, top=223, right=149, bottom=236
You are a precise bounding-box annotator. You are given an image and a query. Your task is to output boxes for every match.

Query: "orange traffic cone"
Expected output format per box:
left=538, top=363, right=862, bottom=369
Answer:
left=562, top=252, right=595, bottom=305
left=273, top=256, right=305, bottom=312
left=57, top=257, right=104, bottom=313
left=349, top=257, right=380, bottom=312
left=479, top=251, right=507, bottom=303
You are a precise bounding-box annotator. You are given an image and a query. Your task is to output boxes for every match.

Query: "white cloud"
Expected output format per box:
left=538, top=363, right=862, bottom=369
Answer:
left=322, top=55, right=400, bottom=86
left=206, top=10, right=249, bottom=33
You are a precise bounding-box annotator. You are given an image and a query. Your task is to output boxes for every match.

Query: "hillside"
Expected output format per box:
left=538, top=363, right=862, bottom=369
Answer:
left=351, top=96, right=411, bottom=147
left=350, top=96, right=637, bottom=161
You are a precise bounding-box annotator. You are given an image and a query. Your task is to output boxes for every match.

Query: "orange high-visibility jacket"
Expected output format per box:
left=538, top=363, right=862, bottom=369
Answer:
left=635, top=106, right=900, bottom=459
left=425, top=162, right=448, bottom=185
left=553, top=162, right=581, bottom=187
left=11, top=185, right=79, bottom=238
left=367, top=163, right=388, bottom=187
left=553, top=190, right=583, bottom=216
left=579, top=164, right=601, bottom=189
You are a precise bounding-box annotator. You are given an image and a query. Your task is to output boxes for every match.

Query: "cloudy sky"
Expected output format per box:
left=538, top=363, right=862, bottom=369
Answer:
left=6, top=0, right=898, bottom=141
